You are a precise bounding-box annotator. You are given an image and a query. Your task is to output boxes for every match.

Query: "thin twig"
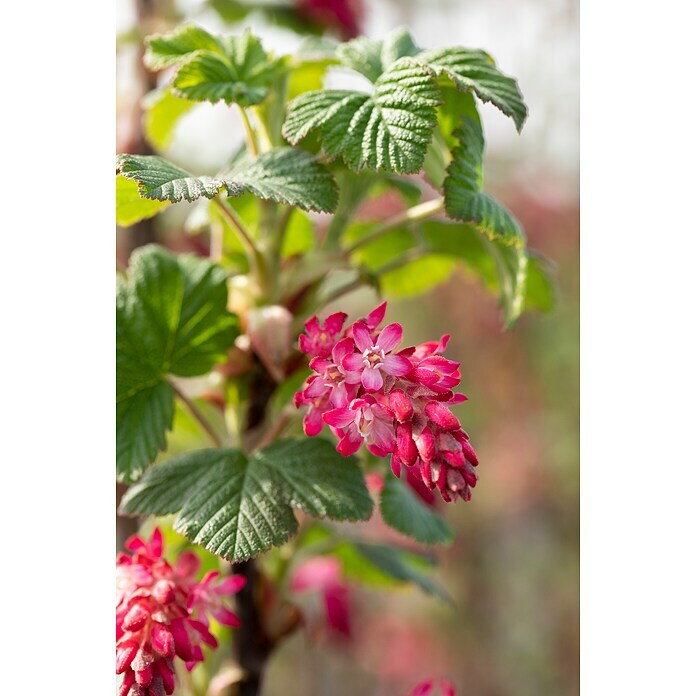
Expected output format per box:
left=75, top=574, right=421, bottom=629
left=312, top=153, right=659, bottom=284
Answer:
left=238, top=107, right=258, bottom=157
left=168, top=379, right=223, bottom=447
left=345, top=197, right=444, bottom=254
left=374, top=246, right=426, bottom=276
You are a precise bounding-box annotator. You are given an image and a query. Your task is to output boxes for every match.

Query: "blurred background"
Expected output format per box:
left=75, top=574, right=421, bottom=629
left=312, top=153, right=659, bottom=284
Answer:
left=117, top=1, right=578, bottom=694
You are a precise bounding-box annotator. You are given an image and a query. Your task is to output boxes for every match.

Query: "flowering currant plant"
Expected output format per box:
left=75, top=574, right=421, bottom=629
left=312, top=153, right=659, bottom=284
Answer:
left=117, top=22, right=551, bottom=696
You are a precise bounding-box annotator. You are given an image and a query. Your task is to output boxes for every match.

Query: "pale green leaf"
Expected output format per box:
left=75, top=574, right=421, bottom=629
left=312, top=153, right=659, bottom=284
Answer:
left=116, top=175, right=169, bottom=227
left=117, top=245, right=239, bottom=482
left=116, top=154, right=243, bottom=203
left=444, top=118, right=525, bottom=248
left=145, top=24, right=224, bottom=70
left=380, top=475, right=454, bottom=546
left=143, top=88, right=196, bottom=152
left=418, top=46, right=528, bottom=131
left=283, top=57, right=440, bottom=174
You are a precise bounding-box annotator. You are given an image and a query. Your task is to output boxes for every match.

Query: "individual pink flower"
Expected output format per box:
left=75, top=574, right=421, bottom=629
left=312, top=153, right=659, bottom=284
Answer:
left=324, top=395, right=396, bottom=457
left=116, top=528, right=245, bottom=696
left=299, top=312, right=347, bottom=359
left=342, top=321, right=412, bottom=392
left=410, top=678, right=456, bottom=696
left=291, top=556, right=352, bottom=639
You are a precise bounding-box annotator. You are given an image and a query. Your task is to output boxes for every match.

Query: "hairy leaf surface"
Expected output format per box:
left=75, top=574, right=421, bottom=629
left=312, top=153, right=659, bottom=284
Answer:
left=283, top=58, right=440, bottom=174
left=120, top=439, right=373, bottom=561
left=444, top=118, right=525, bottom=248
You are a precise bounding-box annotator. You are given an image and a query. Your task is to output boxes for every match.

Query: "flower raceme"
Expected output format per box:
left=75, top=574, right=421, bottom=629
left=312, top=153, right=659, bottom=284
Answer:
left=295, top=303, right=479, bottom=503
left=116, top=529, right=245, bottom=696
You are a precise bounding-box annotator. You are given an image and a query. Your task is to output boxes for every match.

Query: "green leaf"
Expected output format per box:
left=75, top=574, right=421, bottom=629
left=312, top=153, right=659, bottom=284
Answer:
left=120, top=439, right=373, bottom=562
left=380, top=475, right=454, bottom=546
left=281, top=210, right=315, bottom=258
left=335, top=27, right=420, bottom=82
left=118, top=150, right=337, bottom=213
left=116, top=175, right=169, bottom=227
left=283, top=57, right=440, bottom=174
left=171, top=30, right=285, bottom=107
left=145, top=24, right=224, bottom=70
left=444, top=118, right=525, bottom=248
left=254, top=439, right=373, bottom=521
left=143, top=88, right=196, bottom=152
left=331, top=540, right=451, bottom=602
left=117, top=245, right=239, bottom=481
left=224, top=148, right=338, bottom=213
left=418, top=46, right=528, bottom=131
left=121, top=448, right=297, bottom=559
left=116, top=154, right=243, bottom=203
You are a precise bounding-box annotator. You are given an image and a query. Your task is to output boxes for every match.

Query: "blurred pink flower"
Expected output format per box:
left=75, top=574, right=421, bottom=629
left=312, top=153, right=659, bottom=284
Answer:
left=295, top=0, right=364, bottom=39
left=410, top=678, right=456, bottom=696
left=291, top=556, right=352, bottom=639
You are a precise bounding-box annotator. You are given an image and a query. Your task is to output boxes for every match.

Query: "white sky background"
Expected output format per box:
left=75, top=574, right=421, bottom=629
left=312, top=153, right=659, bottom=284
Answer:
left=117, top=0, right=578, bottom=193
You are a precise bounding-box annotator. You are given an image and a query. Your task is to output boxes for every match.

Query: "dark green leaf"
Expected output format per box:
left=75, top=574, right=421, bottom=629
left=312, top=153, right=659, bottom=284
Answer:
left=283, top=57, right=440, bottom=174
left=117, top=246, right=239, bottom=481
left=380, top=475, right=454, bottom=546
left=120, top=439, right=373, bottom=562
left=171, top=30, right=286, bottom=106
left=224, top=148, right=338, bottom=213
left=444, top=118, right=525, bottom=248
left=418, top=46, right=528, bottom=131
left=116, top=154, right=243, bottom=203
left=254, top=439, right=373, bottom=521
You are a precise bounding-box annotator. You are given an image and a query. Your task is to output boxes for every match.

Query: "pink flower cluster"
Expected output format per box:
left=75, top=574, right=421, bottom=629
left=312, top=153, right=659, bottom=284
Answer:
left=295, top=303, right=479, bottom=503
left=116, top=529, right=245, bottom=696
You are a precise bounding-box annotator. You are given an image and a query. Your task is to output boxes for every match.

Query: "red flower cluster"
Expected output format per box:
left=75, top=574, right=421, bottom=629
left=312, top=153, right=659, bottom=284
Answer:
left=116, top=529, right=245, bottom=696
left=295, top=303, right=479, bottom=502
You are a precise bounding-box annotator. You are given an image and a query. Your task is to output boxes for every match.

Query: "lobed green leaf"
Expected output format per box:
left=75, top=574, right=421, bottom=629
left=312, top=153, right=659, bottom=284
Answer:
left=117, top=246, right=239, bottom=482
left=120, top=439, right=373, bottom=562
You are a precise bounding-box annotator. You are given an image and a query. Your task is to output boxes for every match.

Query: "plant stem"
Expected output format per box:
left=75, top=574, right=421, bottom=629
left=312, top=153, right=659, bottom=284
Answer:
left=212, top=198, right=273, bottom=298
left=252, top=408, right=293, bottom=453
left=251, top=106, right=273, bottom=152
left=239, top=107, right=258, bottom=157
left=168, top=379, right=223, bottom=447
left=344, top=197, right=444, bottom=254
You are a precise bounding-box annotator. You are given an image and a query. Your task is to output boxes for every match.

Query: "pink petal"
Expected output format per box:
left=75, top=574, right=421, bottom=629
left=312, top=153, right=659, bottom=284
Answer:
left=323, top=408, right=356, bottom=428
left=325, top=312, right=348, bottom=334
left=304, top=316, right=320, bottom=334
left=298, top=334, right=312, bottom=354
left=213, top=606, right=241, bottom=627
left=215, top=575, right=247, bottom=596
left=365, top=301, right=387, bottom=328
left=151, top=623, right=174, bottom=657
left=396, top=423, right=418, bottom=465
left=324, top=585, right=352, bottom=638
left=174, top=550, right=201, bottom=580
left=337, top=431, right=363, bottom=456
left=361, top=366, right=383, bottom=392
left=376, top=323, right=402, bottom=352
left=332, top=336, right=355, bottom=363
left=352, top=322, right=373, bottom=352
left=389, top=389, right=413, bottom=421
left=116, top=640, right=138, bottom=674
left=342, top=352, right=364, bottom=371
left=149, top=528, right=163, bottom=557
left=382, top=354, right=411, bottom=377
left=370, top=419, right=396, bottom=452
left=304, top=409, right=324, bottom=436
